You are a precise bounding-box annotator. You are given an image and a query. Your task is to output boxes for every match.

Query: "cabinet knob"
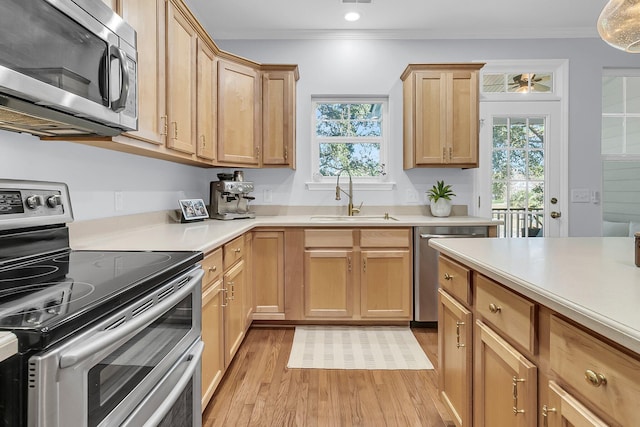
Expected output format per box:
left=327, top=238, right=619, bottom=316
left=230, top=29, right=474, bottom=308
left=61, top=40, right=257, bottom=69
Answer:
left=208, top=266, right=217, bottom=272
left=489, top=303, right=502, bottom=313
left=584, top=369, right=607, bottom=387
left=443, top=273, right=453, bottom=281
left=234, top=248, right=241, bottom=253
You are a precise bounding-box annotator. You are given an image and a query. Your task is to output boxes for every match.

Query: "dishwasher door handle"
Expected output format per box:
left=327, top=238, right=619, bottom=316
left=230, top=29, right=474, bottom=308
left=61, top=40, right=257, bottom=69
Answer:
left=419, top=234, right=479, bottom=239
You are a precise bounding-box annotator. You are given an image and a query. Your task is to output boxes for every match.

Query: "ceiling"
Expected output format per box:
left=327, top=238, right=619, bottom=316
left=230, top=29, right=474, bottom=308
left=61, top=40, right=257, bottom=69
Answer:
left=184, top=0, right=607, bottom=41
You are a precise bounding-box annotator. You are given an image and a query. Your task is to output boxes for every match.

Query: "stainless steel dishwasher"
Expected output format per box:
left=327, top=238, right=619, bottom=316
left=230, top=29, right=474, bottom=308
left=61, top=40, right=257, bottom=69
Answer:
left=413, top=226, right=488, bottom=326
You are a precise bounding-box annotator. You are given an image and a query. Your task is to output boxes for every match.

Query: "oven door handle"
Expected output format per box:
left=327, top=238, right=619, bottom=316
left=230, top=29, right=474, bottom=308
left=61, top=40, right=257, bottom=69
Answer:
left=140, top=340, right=204, bottom=427
left=59, top=269, right=204, bottom=369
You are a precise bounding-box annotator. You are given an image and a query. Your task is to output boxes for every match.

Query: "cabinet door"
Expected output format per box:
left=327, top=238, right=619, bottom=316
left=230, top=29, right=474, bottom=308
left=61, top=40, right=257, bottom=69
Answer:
left=119, top=0, right=166, bottom=146
left=253, top=231, right=285, bottom=319
left=243, top=232, right=254, bottom=326
left=544, top=381, right=609, bottom=427
left=414, top=70, right=447, bottom=165
left=438, top=289, right=473, bottom=427
left=475, top=319, right=537, bottom=427
left=262, top=70, right=295, bottom=167
left=449, top=69, right=478, bottom=166
left=217, top=60, right=260, bottom=165
left=224, top=259, right=246, bottom=366
left=360, top=249, right=411, bottom=319
left=201, top=279, right=224, bottom=410
left=166, top=1, right=197, bottom=154
left=196, top=39, right=216, bottom=160
left=304, top=250, right=353, bottom=318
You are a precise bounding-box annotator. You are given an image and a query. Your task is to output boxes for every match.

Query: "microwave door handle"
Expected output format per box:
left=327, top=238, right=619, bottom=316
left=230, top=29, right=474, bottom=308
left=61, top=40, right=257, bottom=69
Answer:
left=59, top=269, right=204, bottom=369
left=110, top=45, right=130, bottom=113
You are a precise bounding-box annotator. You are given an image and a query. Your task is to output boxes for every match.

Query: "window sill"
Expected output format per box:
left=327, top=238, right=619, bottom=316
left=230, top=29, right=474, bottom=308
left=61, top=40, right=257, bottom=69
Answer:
left=306, top=181, right=396, bottom=191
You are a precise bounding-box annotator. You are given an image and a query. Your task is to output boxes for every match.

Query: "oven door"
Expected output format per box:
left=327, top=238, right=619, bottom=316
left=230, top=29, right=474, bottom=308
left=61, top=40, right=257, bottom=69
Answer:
left=28, top=267, right=203, bottom=427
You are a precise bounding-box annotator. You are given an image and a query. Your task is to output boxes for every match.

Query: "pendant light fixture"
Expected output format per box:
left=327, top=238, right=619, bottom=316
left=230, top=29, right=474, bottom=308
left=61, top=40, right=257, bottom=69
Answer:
left=597, top=0, right=640, bottom=53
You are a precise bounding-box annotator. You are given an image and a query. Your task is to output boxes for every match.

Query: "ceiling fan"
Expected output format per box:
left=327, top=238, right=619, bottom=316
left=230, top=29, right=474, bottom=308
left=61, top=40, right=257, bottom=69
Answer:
left=509, top=73, right=551, bottom=93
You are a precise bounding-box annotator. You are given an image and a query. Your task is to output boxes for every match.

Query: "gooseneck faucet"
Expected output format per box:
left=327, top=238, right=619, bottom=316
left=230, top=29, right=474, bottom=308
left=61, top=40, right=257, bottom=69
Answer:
left=335, top=168, right=362, bottom=216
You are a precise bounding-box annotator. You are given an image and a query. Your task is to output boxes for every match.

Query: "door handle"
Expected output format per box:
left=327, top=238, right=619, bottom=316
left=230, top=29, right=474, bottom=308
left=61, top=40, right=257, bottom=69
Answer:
left=550, top=211, right=561, bottom=219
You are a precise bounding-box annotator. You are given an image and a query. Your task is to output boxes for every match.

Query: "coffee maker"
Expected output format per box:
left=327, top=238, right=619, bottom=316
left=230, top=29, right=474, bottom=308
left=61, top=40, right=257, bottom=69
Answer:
left=209, top=171, right=255, bottom=220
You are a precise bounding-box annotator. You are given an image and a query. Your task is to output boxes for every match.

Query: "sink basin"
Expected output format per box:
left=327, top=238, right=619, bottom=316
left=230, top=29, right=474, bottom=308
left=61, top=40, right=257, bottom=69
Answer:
left=310, top=215, right=398, bottom=222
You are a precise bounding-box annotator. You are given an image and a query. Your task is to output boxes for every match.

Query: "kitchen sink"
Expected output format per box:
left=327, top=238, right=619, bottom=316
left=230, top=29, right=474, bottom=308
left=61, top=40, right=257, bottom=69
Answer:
left=310, top=215, right=398, bottom=222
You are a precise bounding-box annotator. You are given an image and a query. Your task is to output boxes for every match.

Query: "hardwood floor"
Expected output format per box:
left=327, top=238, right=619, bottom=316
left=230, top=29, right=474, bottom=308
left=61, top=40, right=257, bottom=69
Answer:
left=202, top=327, right=454, bottom=426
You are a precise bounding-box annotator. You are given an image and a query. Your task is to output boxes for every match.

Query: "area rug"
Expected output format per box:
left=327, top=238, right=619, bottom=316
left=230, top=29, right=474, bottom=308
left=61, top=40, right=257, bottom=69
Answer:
left=286, top=326, right=434, bottom=370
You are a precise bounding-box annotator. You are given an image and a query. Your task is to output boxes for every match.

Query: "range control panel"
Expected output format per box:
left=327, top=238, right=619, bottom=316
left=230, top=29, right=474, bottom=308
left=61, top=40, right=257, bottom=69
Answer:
left=0, top=180, right=73, bottom=231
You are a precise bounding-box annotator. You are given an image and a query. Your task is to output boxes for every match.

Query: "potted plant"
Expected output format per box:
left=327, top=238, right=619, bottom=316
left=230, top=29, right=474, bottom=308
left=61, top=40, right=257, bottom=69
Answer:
left=427, top=180, right=455, bottom=217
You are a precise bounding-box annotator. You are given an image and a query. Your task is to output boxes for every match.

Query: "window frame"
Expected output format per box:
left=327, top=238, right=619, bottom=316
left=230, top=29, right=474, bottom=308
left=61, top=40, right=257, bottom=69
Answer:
left=602, top=68, right=640, bottom=160
left=308, top=96, right=392, bottom=190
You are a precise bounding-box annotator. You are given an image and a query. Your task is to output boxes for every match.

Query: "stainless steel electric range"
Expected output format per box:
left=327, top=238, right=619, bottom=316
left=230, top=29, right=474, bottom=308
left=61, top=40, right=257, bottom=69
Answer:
left=0, top=179, right=204, bottom=427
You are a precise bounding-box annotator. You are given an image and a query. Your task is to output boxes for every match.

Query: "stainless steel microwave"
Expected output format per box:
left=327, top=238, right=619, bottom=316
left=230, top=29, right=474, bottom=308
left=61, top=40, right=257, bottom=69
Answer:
left=0, top=0, right=138, bottom=137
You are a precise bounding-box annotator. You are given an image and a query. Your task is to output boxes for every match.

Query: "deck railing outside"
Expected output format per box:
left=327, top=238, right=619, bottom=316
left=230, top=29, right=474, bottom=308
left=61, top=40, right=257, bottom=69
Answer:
left=491, top=208, right=544, bottom=238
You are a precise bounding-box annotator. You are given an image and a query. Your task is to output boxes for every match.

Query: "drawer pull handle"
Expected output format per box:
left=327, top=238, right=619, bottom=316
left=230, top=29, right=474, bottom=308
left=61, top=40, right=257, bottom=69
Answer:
left=456, top=321, right=465, bottom=348
left=512, top=376, right=525, bottom=415
left=444, top=273, right=453, bottom=281
left=542, top=405, right=556, bottom=427
left=585, top=369, right=607, bottom=387
left=234, top=248, right=241, bottom=254
left=208, top=266, right=217, bottom=272
left=489, top=303, right=502, bottom=313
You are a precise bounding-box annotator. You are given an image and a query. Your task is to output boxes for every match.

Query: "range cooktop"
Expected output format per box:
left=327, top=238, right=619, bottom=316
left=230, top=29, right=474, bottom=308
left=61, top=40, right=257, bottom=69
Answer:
left=0, top=249, right=202, bottom=350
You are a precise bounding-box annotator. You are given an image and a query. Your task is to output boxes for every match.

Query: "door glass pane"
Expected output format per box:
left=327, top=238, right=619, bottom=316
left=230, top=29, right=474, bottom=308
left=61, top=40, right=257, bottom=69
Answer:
left=491, top=116, right=546, bottom=238
left=627, top=77, right=640, bottom=113
left=625, top=117, right=640, bottom=154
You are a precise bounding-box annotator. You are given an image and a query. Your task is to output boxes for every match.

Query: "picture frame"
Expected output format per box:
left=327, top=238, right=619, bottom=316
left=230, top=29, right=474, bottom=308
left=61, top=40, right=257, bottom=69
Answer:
left=179, top=198, right=209, bottom=221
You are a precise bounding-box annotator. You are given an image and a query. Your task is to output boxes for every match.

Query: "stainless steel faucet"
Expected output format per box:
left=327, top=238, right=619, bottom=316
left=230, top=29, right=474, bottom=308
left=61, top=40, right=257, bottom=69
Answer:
left=335, top=168, right=362, bottom=216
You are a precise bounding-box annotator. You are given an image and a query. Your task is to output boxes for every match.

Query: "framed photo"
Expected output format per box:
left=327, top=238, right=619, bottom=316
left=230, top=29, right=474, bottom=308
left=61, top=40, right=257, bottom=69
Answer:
left=179, top=198, right=209, bottom=221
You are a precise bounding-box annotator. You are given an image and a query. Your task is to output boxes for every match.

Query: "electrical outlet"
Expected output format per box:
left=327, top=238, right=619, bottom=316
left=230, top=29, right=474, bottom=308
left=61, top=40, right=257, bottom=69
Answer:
left=571, top=189, right=590, bottom=203
left=263, top=189, right=273, bottom=203
left=114, top=191, right=123, bottom=211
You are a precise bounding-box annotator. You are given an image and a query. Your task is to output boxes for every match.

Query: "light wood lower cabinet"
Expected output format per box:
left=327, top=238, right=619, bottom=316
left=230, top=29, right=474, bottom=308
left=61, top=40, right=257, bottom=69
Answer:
left=252, top=230, right=285, bottom=320
left=302, top=228, right=412, bottom=321
left=438, top=289, right=472, bottom=427
left=304, top=249, right=354, bottom=318
left=474, top=320, right=537, bottom=427
left=545, top=381, right=609, bottom=427
left=224, top=259, right=246, bottom=365
left=201, top=278, right=224, bottom=410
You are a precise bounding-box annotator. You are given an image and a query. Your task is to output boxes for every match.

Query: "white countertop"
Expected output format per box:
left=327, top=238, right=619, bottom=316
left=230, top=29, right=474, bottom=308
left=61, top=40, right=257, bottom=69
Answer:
left=70, top=213, right=499, bottom=253
left=0, top=332, right=17, bottom=363
left=429, top=237, right=640, bottom=354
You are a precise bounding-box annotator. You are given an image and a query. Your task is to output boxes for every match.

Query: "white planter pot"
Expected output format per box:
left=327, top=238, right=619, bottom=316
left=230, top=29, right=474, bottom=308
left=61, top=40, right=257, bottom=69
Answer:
left=430, top=199, right=452, bottom=217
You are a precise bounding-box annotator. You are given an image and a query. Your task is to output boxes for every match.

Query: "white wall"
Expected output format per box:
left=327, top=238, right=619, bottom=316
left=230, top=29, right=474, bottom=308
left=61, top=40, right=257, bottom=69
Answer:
left=2, top=37, right=639, bottom=235
left=216, top=37, right=640, bottom=236
left=0, top=132, right=211, bottom=220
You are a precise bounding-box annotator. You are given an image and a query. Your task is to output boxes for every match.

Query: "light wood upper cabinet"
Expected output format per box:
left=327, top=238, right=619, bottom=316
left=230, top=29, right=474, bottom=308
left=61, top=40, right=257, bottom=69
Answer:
left=261, top=66, right=298, bottom=168
left=166, top=1, right=197, bottom=155
left=217, top=59, right=261, bottom=166
left=196, top=39, right=217, bottom=161
left=118, top=0, right=166, bottom=147
left=401, top=63, right=484, bottom=169
left=438, top=289, right=473, bottom=427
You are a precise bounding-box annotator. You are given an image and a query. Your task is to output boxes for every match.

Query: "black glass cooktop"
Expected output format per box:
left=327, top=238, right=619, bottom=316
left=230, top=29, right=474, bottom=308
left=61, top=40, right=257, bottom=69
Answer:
left=0, top=249, right=202, bottom=350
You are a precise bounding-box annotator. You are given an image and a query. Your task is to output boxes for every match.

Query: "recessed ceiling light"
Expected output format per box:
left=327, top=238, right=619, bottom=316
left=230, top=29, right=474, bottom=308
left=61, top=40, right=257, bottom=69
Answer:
left=344, top=12, right=360, bottom=22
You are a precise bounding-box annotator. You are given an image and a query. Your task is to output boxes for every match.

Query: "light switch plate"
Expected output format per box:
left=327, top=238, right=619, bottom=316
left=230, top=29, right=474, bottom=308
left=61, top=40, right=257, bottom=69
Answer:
left=570, top=189, right=590, bottom=203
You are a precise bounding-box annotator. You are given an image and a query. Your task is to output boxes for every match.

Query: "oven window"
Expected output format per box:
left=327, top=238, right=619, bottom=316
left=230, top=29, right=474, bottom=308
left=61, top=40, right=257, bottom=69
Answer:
left=0, top=1, right=109, bottom=105
left=87, top=295, right=193, bottom=427
left=157, top=379, right=194, bottom=427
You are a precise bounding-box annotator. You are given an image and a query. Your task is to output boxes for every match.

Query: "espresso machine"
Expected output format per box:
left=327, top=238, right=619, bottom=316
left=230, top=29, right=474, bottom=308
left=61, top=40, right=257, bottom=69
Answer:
left=209, top=171, right=256, bottom=220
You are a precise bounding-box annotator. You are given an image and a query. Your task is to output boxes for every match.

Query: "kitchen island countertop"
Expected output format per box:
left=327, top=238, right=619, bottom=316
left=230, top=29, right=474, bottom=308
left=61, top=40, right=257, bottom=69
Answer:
left=429, top=237, right=640, bottom=355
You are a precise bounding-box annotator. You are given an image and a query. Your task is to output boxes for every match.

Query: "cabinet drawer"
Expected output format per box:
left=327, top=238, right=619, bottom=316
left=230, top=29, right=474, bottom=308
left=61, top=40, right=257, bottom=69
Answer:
left=360, top=228, right=411, bottom=248
left=550, top=315, right=640, bottom=426
left=475, top=274, right=536, bottom=353
left=304, top=229, right=353, bottom=248
left=438, top=256, right=471, bottom=305
left=202, top=248, right=223, bottom=289
left=223, top=235, right=245, bottom=269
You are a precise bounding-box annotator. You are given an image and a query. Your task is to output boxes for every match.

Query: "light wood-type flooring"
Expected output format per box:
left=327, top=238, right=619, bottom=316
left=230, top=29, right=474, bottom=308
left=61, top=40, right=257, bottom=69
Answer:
left=202, top=327, right=454, bottom=427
